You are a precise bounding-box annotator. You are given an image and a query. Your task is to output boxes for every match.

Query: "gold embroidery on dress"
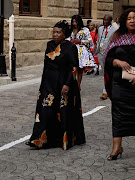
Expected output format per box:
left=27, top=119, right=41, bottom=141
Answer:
left=63, top=131, right=68, bottom=150
left=37, top=91, right=41, bottom=100
left=42, top=94, right=54, bottom=107
left=60, top=95, right=68, bottom=108
left=31, top=130, right=47, bottom=148
left=57, top=113, right=61, bottom=122
left=46, top=44, right=61, bottom=60
left=35, top=113, right=40, bottom=122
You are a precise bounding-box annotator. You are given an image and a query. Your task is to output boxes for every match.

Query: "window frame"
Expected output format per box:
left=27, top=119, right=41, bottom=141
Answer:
left=79, top=0, right=92, bottom=18
left=19, top=0, right=41, bottom=17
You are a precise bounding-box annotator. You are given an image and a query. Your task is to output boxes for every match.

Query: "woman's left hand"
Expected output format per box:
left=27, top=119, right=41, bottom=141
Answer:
left=132, top=76, right=135, bottom=85
left=61, top=85, right=69, bottom=96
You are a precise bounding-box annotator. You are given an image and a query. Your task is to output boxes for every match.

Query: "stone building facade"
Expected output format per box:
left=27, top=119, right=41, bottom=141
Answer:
left=4, top=0, right=135, bottom=68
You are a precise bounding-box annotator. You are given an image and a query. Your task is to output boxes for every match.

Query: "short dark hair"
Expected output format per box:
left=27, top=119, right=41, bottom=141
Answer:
left=54, top=20, right=71, bottom=38
left=71, top=15, right=84, bottom=31
left=87, top=20, right=92, bottom=25
left=118, top=8, right=135, bottom=35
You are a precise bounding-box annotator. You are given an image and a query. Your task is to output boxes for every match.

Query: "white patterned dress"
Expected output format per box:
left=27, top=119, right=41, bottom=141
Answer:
left=70, top=27, right=96, bottom=68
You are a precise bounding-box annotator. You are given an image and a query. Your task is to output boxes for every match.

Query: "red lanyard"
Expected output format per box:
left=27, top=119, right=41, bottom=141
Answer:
left=105, top=27, right=108, bottom=36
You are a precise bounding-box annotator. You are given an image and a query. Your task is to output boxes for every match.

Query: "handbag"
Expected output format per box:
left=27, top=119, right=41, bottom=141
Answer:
left=122, top=66, right=135, bottom=81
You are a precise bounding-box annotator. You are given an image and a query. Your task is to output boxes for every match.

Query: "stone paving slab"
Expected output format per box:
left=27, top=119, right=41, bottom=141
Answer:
left=0, top=66, right=135, bottom=180
left=0, top=76, right=11, bottom=85
left=0, top=64, right=43, bottom=86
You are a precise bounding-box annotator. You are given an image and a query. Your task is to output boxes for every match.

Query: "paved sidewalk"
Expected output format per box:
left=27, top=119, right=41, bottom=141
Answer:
left=0, top=66, right=135, bottom=180
left=0, top=64, right=43, bottom=86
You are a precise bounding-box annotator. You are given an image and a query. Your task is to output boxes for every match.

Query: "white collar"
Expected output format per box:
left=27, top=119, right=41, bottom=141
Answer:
left=105, top=25, right=112, bottom=31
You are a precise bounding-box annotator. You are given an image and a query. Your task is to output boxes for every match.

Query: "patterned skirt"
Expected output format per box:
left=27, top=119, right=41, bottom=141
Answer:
left=77, top=45, right=96, bottom=68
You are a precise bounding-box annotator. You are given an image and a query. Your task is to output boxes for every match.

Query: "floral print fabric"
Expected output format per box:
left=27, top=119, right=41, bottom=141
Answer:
left=70, top=27, right=96, bottom=68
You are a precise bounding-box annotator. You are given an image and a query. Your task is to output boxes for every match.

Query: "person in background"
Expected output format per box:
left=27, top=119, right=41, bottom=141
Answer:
left=112, top=17, right=120, bottom=28
left=26, top=20, right=86, bottom=150
left=104, top=9, right=135, bottom=160
left=69, top=15, right=96, bottom=90
left=87, top=21, right=103, bottom=75
left=86, top=21, right=96, bottom=75
left=96, top=14, right=118, bottom=100
left=88, top=21, right=96, bottom=43
left=87, top=19, right=92, bottom=26
left=94, top=22, right=103, bottom=75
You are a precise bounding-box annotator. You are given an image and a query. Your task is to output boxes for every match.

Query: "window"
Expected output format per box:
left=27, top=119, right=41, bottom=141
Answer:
left=122, top=0, right=135, bottom=10
left=79, top=0, right=92, bottom=18
left=19, top=0, right=41, bottom=16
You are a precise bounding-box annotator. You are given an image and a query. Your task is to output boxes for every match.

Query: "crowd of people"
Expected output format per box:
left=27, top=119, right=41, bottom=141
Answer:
left=26, top=9, right=135, bottom=161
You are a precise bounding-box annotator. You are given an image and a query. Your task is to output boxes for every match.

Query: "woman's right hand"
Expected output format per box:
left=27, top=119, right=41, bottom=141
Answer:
left=113, top=59, right=131, bottom=71
left=61, top=85, right=69, bottom=96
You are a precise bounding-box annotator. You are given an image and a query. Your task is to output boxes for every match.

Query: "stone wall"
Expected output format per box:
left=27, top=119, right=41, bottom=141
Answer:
left=91, top=0, right=113, bottom=21
left=12, top=0, right=19, bottom=15
left=47, top=0, right=79, bottom=18
left=91, top=0, right=98, bottom=20
left=97, top=0, right=113, bottom=19
left=4, top=17, right=69, bottom=68
left=113, top=0, right=123, bottom=20
left=4, top=0, right=114, bottom=68
left=4, top=0, right=79, bottom=68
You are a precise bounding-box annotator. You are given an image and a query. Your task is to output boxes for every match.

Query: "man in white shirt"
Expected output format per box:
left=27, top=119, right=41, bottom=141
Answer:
left=112, top=17, right=120, bottom=28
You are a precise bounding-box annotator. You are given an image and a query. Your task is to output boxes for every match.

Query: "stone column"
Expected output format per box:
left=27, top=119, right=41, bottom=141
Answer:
left=47, top=0, right=78, bottom=18
left=97, top=0, right=113, bottom=20
left=91, top=0, right=98, bottom=20
left=41, top=0, right=48, bottom=17
left=12, top=0, right=20, bottom=15
left=113, top=0, right=122, bottom=20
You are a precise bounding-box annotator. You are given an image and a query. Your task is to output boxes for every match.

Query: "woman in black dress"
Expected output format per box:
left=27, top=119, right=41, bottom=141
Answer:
left=105, top=9, right=135, bottom=160
left=26, top=20, right=85, bottom=150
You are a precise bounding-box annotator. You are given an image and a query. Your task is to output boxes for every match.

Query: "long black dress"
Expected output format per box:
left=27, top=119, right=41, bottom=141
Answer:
left=28, top=40, right=86, bottom=150
left=105, top=45, right=135, bottom=137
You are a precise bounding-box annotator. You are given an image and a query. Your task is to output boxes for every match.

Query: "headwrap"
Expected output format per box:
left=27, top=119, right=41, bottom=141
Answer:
left=104, top=33, right=135, bottom=100
left=54, top=20, right=70, bottom=38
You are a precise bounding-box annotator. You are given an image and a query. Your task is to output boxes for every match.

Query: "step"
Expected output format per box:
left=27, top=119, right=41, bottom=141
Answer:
left=0, top=76, right=11, bottom=86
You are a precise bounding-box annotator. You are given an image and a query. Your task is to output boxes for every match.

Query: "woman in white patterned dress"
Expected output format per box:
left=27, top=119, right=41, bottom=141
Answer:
left=69, top=15, right=96, bottom=89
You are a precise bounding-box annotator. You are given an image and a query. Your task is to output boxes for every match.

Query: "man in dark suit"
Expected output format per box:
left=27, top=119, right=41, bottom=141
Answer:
left=96, top=14, right=118, bottom=100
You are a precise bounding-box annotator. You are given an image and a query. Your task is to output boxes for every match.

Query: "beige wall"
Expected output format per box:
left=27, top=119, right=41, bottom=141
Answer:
left=91, top=0, right=113, bottom=21
left=12, top=0, right=79, bottom=18
left=97, top=0, right=113, bottom=19
left=12, top=0, right=19, bottom=15
left=113, top=0, right=123, bottom=20
left=41, top=0, right=79, bottom=18
left=47, top=0, right=79, bottom=18
left=6, top=0, right=130, bottom=68
left=91, top=0, right=98, bottom=20
left=5, top=0, right=79, bottom=68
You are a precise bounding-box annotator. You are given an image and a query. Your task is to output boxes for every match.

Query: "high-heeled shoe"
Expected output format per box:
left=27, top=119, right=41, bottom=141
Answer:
left=107, top=147, right=124, bottom=161
left=25, top=140, right=40, bottom=149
